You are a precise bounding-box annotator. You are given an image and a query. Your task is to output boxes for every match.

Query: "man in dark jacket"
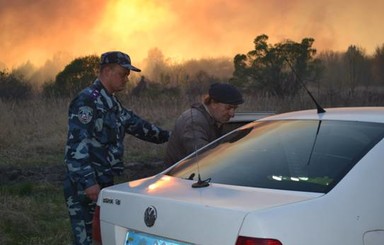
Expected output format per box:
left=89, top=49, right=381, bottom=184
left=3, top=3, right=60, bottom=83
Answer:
left=63, top=51, right=170, bottom=245
left=164, top=83, right=243, bottom=167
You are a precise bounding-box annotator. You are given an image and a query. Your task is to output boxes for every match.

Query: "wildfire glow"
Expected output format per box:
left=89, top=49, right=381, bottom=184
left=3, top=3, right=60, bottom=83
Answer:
left=1, top=0, right=383, bottom=70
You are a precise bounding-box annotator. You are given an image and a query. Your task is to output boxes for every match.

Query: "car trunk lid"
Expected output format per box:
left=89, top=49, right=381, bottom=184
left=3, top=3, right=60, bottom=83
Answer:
left=99, top=175, right=321, bottom=245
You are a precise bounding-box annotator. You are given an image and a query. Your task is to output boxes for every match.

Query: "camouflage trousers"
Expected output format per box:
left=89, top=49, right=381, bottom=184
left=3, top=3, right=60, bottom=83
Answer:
left=63, top=177, right=96, bottom=245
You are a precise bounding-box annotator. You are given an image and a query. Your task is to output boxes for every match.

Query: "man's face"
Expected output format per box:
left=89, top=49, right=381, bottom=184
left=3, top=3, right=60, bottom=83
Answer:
left=210, top=102, right=238, bottom=124
left=108, top=65, right=130, bottom=93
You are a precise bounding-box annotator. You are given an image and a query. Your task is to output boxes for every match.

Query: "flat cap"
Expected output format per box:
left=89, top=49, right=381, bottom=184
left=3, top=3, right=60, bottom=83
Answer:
left=209, top=83, right=244, bottom=105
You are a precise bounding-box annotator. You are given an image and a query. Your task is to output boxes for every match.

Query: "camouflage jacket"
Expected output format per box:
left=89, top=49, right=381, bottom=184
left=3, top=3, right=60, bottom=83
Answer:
left=64, top=79, right=169, bottom=189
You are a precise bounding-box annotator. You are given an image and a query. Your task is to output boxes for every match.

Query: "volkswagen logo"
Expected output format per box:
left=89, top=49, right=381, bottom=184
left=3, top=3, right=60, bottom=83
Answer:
left=144, top=206, right=157, bottom=227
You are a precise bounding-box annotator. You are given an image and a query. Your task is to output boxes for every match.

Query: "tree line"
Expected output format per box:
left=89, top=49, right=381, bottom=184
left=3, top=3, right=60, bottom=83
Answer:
left=1, top=34, right=384, bottom=101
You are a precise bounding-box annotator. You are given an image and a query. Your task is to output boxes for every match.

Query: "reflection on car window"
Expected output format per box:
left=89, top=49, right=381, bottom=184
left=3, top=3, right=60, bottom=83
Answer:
left=167, top=120, right=384, bottom=193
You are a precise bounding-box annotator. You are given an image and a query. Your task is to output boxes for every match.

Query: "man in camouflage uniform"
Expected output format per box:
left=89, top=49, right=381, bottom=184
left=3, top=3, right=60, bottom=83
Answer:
left=63, top=51, right=170, bottom=245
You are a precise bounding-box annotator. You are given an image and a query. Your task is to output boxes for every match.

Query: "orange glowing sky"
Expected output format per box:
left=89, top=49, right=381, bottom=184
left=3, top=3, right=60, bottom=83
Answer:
left=1, top=0, right=383, bottom=69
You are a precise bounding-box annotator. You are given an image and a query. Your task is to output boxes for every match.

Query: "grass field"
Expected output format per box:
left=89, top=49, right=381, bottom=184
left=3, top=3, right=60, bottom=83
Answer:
left=0, top=89, right=383, bottom=244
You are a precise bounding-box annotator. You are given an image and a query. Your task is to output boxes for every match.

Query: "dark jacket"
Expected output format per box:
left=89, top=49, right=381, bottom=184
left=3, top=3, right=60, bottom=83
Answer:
left=164, top=103, right=222, bottom=167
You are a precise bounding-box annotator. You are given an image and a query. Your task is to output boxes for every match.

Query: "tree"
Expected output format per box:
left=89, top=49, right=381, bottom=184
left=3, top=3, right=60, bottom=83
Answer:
left=372, top=44, right=384, bottom=85
left=0, top=70, right=32, bottom=100
left=317, top=51, right=343, bottom=94
left=43, top=55, right=99, bottom=97
left=342, top=45, right=371, bottom=94
left=231, top=34, right=321, bottom=98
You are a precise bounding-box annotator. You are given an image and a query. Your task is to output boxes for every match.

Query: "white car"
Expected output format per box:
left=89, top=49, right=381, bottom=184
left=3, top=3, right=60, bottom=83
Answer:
left=98, top=107, right=384, bottom=245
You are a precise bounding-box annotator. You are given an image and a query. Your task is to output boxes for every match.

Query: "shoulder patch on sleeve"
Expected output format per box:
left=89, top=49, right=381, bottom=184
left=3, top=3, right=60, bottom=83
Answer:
left=91, top=89, right=100, bottom=99
left=78, top=106, right=93, bottom=124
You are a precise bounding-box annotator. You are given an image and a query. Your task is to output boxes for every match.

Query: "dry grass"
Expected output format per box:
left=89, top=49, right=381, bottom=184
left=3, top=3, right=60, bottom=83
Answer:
left=0, top=97, right=69, bottom=167
left=1, top=89, right=383, bottom=167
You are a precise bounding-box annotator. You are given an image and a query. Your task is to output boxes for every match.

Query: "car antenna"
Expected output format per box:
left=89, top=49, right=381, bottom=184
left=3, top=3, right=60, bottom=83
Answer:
left=284, top=57, right=326, bottom=114
left=188, top=95, right=210, bottom=188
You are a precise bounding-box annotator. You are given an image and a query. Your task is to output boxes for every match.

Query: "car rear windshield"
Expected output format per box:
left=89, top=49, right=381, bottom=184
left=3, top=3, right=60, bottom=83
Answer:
left=166, top=120, right=384, bottom=193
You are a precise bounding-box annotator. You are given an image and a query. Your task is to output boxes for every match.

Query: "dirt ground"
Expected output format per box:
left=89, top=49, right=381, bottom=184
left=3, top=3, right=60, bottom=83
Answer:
left=0, top=161, right=166, bottom=186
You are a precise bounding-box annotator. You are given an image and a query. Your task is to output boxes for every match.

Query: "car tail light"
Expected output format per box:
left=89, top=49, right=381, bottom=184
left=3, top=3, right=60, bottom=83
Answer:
left=235, top=236, right=282, bottom=245
left=92, top=205, right=102, bottom=244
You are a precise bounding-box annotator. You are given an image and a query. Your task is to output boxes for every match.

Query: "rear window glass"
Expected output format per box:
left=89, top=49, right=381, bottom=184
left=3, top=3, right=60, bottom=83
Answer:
left=166, top=120, right=384, bottom=193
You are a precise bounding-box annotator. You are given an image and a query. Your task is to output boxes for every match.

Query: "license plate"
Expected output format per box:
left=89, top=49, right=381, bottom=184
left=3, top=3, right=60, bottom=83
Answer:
left=125, top=230, right=191, bottom=245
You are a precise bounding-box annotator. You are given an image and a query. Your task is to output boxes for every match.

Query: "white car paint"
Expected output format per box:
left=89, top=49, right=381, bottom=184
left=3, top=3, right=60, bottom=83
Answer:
left=99, top=107, right=384, bottom=245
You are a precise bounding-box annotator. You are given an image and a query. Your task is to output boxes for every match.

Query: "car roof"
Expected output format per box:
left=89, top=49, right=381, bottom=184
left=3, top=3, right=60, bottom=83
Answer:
left=229, top=112, right=275, bottom=122
left=259, top=107, right=384, bottom=123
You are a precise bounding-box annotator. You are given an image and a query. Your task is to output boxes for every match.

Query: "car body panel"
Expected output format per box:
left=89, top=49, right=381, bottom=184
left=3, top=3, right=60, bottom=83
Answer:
left=99, top=176, right=321, bottom=244
left=238, top=139, right=384, bottom=244
left=99, top=107, right=384, bottom=245
left=261, top=107, right=384, bottom=123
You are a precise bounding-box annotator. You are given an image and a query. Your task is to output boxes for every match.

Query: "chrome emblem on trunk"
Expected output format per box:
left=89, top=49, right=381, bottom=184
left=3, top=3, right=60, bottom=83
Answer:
left=144, top=206, right=157, bottom=227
